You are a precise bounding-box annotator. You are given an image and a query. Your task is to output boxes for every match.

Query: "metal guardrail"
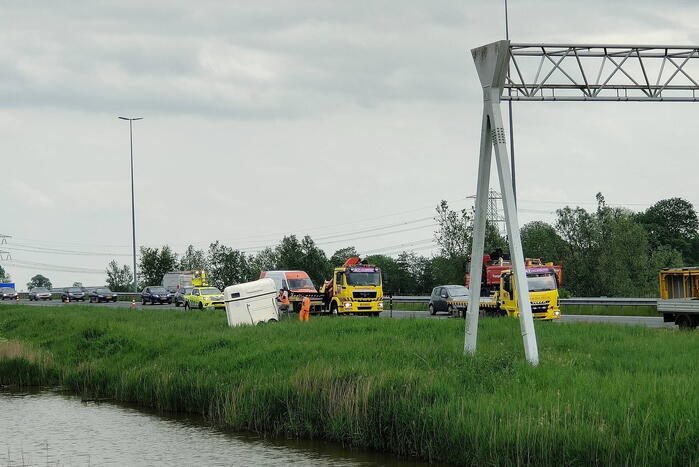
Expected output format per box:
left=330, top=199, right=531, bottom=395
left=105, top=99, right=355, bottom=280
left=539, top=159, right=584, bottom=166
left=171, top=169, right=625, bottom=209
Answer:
left=560, top=297, right=657, bottom=306
left=8, top=292, right=657, bottom=307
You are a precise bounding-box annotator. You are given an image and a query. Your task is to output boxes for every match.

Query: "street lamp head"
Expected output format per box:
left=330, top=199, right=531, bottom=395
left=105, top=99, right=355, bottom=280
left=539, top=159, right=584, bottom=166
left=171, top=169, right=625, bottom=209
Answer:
left=118, top=116, right=144, bottom=121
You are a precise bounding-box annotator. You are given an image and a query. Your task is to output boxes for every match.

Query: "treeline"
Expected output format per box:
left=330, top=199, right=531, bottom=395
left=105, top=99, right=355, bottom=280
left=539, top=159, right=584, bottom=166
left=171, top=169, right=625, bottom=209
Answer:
left=105, top=194, right=699, bottom=297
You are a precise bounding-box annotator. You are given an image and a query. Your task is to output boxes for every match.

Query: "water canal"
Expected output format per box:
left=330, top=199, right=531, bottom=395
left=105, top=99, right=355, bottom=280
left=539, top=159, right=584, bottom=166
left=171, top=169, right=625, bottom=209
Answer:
left=0, top=389, right=440, bottom=466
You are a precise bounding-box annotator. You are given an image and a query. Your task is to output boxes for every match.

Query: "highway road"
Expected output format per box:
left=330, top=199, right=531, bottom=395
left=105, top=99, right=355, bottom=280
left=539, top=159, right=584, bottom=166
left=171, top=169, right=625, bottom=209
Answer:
left=2, top=299, right=676, bottom=328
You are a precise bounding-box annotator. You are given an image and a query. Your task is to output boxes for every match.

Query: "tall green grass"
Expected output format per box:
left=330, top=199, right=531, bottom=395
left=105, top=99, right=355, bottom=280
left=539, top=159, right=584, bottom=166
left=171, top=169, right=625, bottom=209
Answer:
left=560, top=304, right=658, bottom=317
left=0, top=304, right=696, bottom=465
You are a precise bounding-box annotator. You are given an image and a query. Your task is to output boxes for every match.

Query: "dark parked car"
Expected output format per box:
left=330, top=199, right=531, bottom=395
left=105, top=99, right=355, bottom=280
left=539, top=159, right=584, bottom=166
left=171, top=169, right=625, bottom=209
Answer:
left=141, top=286, right=172, bottom=305
left=28, top=287, right=52, bottom=301
left=429, top=285, right=470, bottom=316
left=173, top=286, right=193, bottom=307
left=62, top=287, right=86, bottom=302
left=0, top=287, right=19, bottom=300
left=89, top=287, right=118, bottom=303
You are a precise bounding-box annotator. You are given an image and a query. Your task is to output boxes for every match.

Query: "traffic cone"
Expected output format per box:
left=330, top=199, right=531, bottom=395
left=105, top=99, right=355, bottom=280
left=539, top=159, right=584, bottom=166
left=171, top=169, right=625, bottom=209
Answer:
left=131, top=299, right=136, bottom=309
left=15, top=295, right=19, bottom=303
left=66, top=295, right=70, bottom=303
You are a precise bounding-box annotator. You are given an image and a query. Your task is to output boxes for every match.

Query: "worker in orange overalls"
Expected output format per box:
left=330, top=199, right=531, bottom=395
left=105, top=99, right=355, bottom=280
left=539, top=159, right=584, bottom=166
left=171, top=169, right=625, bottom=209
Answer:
left=299, top=295, right=310, bottom=321
left=278, top=289, right=290, bottom=312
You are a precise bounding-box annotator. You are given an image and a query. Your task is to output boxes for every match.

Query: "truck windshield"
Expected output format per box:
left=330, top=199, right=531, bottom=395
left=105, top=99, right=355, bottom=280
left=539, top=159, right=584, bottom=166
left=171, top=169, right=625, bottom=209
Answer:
left=200, top=288, right=221, bottom=295
left=287, top=278, right=315, bottom=289
left=527, top=274, right=557, bottom=292
left=346, top=271, right=382, bottom=286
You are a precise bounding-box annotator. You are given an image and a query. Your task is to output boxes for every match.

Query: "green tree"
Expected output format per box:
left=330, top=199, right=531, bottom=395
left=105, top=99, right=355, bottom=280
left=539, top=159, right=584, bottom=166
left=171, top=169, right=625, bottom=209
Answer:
left=275, top=235, right=305, bottom=270
left=365, top=254, right=401, bottom=293
left=434, top=200, right=472, bottom=258
left=207, top=241, right=253, bottom=290
left=556, top=193, right=656, bottom=297
left=330, top=246, right=358, bottom=266
left=0, top=265, right=10, bottom=282
left=179, top=245, right=208, bottom=271
left=429, top=255, right=466, bottom=287
left=27, top=274, right=51, bottom=290
left=520, top=221, right=567, bottom=261
left=105, top=260, right=133, bottom=292
left=637, top=197, right=699, bottom=264
left=275, top=235, right=330, bottom=286
left=248, top=247, right=279, bottom=278
left=139, top=246, right=178, bottom=287
left=72, top=281, right=83, bottom=288
left=484, top=222, right=508, bottom=254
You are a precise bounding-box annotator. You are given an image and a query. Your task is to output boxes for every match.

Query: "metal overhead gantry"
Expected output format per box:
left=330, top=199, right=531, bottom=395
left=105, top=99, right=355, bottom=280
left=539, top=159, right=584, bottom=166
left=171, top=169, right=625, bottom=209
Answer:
left=465, top=41, right=699, bottom=365
left=506, top=43, right=699, bottom=102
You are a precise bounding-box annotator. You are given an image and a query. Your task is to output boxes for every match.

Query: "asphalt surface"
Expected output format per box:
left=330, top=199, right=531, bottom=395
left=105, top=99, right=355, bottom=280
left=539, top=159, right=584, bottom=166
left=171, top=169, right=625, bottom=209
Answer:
left=2, top=299, right=677, bottom=328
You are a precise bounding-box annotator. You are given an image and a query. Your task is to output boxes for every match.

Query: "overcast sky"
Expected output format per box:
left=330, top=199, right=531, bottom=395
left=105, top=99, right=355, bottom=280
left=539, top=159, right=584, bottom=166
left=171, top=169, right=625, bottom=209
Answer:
left=1, top=0, right=698, bottom=289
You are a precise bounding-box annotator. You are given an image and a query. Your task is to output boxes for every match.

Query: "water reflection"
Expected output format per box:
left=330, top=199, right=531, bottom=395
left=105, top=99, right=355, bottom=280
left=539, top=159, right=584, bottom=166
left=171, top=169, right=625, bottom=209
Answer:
left=0, top=388, right=439, bottom=466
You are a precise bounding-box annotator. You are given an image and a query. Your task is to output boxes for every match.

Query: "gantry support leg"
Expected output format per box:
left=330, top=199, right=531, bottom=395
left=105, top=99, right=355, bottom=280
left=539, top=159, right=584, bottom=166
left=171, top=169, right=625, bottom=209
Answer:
left=465, top=110, right=492, bottom=354
left=464, top=100, right=539, bottom=366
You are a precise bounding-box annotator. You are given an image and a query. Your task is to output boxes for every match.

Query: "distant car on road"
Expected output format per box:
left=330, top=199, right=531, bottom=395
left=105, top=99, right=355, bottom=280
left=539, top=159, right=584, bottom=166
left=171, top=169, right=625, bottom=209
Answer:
left=61, top=287, right=86, bottom=302
left=173, top=286, right=193, bottom=307
left=89, top=287, right=118, bottom=303
left=0, top=287, right=19, bottom=300
left=28, top=287, right=52, bottom=301
left=141, top=286, right=172, bottom=305
left=429, top=285, right=470, bottom=315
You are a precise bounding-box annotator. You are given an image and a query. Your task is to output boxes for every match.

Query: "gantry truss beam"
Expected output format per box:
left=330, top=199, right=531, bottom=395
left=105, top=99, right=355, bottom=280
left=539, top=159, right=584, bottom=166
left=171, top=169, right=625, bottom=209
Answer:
left=505, top=43, right=699, bottom=101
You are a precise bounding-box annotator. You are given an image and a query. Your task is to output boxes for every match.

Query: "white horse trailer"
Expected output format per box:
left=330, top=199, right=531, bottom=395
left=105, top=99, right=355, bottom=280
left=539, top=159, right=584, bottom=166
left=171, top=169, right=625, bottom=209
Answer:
left=224, top=278, right=280, bottom=327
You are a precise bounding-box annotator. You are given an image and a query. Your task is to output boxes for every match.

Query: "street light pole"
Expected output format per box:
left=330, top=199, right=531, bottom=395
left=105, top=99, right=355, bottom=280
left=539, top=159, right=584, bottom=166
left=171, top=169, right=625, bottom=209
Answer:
left=505, top=0, right=516, bottom=204
left=118, top=116, right=143, bottom=292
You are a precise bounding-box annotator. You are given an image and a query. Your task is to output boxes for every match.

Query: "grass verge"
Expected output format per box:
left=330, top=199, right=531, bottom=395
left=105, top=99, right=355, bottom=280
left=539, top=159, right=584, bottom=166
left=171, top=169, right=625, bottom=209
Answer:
left=0, top=304, right=696, bottom=465
left=560, top=304, right=658, bottom=317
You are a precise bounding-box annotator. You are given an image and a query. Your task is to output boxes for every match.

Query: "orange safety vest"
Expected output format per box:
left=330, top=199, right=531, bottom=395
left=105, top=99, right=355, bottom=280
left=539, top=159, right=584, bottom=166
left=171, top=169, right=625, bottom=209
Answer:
left=280, top=291, right=290, bottom=306
left=301, top=296, right=310, bottom=313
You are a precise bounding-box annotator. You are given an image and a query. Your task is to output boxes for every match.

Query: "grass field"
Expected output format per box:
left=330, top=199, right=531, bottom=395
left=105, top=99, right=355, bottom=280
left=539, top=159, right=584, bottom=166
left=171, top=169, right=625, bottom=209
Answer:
left=0, top=304, right=696, bottom=465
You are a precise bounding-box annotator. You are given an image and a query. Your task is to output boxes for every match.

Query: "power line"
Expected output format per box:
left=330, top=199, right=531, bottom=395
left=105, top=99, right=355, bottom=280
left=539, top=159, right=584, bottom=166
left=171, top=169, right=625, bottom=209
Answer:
left=4, top=259, right=105, bottom=275
left=157, top=195, right=471, bottom=247
left=6, top=244, right=132, bottom=257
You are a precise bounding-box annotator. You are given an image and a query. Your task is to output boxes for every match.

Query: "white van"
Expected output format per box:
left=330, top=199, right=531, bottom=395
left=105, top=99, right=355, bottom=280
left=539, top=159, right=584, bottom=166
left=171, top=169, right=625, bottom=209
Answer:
left=224, top=278, right=280, bottom=327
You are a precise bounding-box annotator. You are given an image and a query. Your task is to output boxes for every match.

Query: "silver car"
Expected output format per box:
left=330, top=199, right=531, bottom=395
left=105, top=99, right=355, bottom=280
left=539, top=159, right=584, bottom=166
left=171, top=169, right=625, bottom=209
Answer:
left=29, top=287, right=52, bottom=301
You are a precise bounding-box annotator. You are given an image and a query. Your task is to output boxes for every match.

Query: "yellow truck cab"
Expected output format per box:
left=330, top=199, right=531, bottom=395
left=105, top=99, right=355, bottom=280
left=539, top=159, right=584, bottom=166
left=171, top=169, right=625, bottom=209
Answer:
left=320, top=258, right=384, bottom=316
left=482, top=267, right=561, bottom=320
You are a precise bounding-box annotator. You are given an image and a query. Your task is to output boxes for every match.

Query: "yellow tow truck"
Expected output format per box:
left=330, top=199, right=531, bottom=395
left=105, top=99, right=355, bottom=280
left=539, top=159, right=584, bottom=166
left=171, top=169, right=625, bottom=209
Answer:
left=480, top=266, right=561, bottom=320
left=320, top=257, right=384, bottom=316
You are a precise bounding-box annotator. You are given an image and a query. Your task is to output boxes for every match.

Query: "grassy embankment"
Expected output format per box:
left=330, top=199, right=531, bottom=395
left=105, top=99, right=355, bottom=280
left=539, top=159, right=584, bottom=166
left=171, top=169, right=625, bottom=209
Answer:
left=0, top=304, right=696, bottom=465
left=389, top=301, right=659, bottom=317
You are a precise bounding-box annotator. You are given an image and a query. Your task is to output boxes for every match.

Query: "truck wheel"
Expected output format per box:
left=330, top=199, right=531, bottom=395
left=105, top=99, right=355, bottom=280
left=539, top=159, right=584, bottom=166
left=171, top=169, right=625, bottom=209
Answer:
left=429, top=304, right=435, bottom=316
left=677, top=315, right=696, bottom=329
left=330, top=303, right=338, bottom=315
left=184, top=302, right=190, bottom=310
left=447, top=304, right=455, bottom=315
left=142, top=299, right=147, bottom=305
left=198, top=302, right=203, bottom=310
